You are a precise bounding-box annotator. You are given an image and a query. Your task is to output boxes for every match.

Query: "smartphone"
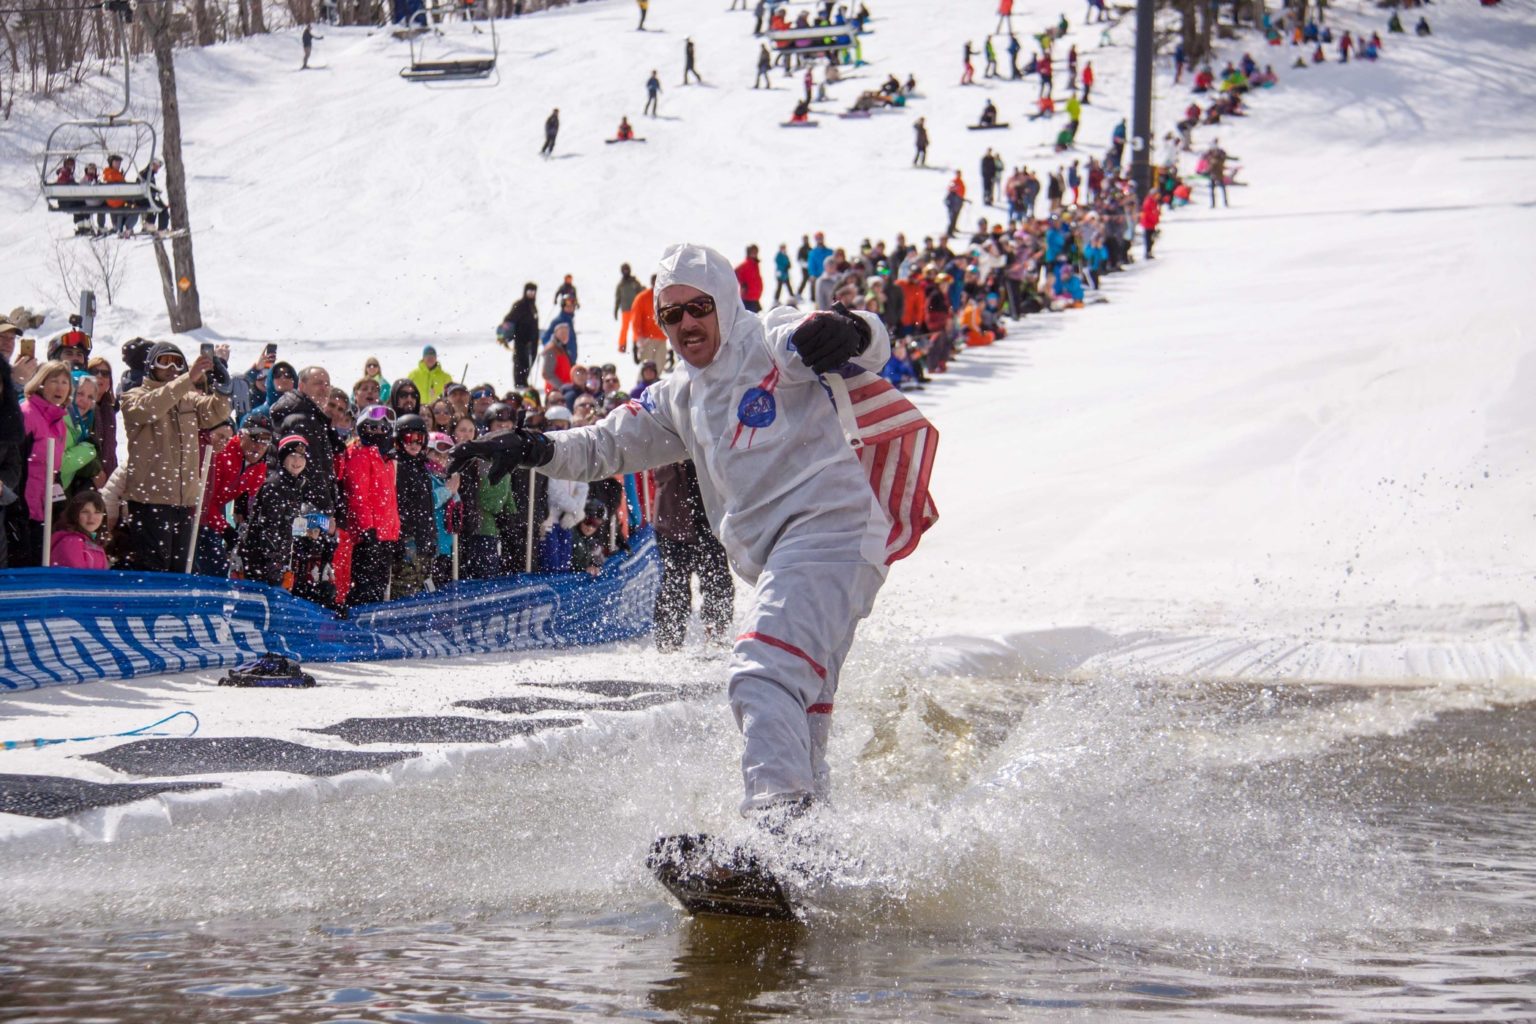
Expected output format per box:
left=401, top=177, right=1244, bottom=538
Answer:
left=200, top=342, right=216, bottom=362
left=18, top=338, right=34, bottom=360
left=263, top=342, right=277, bottom=365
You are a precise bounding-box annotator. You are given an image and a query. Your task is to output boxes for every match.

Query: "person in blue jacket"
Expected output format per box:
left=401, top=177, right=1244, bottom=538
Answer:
left=243, top=360, right=298, bottom=427
left=542, top=293, right=578, bottom=362
left=806, top=233, right=833, bottom=280
left=773, top=243, right=793, bottom=303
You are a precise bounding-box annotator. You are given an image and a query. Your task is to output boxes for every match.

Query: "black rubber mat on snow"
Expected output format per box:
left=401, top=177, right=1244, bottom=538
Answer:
left=0, top=773, right=221, bottom=819
left=456, top=691, right=682, bottom=715
left=82, top=737, right=418, bottom=778
left=524, top=679, right=673, bottom=698
left=305, top=715, right=583, bottom=746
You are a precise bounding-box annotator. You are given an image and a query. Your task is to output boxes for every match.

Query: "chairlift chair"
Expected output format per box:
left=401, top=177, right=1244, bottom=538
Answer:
left=38, top=4, right=164, bottom=231
left=400, top=1, right=499, bottom=83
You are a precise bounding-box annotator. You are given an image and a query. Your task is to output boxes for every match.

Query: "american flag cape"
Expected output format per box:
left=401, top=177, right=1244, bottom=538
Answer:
left=825, top=369, right=940, bottom=564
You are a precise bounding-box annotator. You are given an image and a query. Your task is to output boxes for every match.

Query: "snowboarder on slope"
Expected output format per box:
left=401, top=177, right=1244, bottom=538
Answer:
left=683, top=37, right=702, bottom=84
left=541, top=109, right=560, bottom=157
left=447, top=243, right=912, bottom=822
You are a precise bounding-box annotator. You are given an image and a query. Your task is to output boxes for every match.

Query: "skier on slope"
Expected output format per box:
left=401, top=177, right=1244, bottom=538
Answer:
left=447, top=243, right=932, bottom=823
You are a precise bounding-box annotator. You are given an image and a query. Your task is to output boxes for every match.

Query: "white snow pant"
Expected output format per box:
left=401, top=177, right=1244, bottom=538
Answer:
left=728, top=555, right=887, bottom=815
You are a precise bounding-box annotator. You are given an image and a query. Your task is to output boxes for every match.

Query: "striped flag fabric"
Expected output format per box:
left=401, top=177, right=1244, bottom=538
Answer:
left=827, top=369, right=940, bottom=564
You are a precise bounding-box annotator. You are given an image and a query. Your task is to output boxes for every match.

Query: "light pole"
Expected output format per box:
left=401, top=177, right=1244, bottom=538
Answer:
left=1130, top=0, right=1155, bottom=199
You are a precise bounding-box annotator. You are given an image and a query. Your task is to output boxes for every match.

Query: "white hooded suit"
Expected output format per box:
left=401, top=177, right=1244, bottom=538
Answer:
left=543, top=243, right=893, bottom=812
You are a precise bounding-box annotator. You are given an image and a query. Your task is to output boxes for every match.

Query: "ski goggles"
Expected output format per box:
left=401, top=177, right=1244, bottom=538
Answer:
left=57, top=334, right=91, bottom=353
left=470, top=387, right=495, bottom=401
left=399, top=429, right=427, bottom=445
left=152, top=352, right=186, bottom=370
left=656, top=296, right=716, bottom=326
left=428, top=434, right=455, bottom=454
left=358, top=405, right=396, bottom=422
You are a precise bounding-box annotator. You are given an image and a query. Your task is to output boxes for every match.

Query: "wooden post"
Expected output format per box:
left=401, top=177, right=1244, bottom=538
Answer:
left=183, top=444, right=215, bottom=573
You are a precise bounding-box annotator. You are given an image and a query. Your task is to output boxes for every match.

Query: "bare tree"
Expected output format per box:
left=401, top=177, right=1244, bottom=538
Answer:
left=138, top=0, right=203, bottom=332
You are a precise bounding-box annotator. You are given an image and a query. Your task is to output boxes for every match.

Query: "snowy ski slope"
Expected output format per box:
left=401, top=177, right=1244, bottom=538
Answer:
left=0, top=0, right=1533, bottom=684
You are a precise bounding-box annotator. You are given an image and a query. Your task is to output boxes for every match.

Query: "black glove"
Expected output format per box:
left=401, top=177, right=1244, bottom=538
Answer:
left=206, top=356, right=232, bottom=395
left=791, top=301, right=872, bottom=374
left=447, top=429, right=554, bottom=485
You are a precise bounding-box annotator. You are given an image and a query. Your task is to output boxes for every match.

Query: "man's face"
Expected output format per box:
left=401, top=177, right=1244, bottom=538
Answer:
left=424, top=352, right=438, bottom=369
left=300, top=370, right=330, bottom=402
left=658, top=284, right=720, bottom=369
left=242, top=430, right=272, bottom=460
left=274, top=371, right=296, bottom=394
left=0, top=329, right=16, bottom=360
left=59, top=347, right=86, bottom=370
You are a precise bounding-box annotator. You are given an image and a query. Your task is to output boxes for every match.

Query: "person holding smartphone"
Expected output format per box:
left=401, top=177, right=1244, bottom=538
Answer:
left=119, top=342, right=232, bottom=571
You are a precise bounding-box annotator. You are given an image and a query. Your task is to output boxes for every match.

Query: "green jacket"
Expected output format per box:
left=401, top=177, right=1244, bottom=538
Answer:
left=614, top=275, right=644, bottom=317
left=61, top=412, right=99, bottom=489
left=408, top=360, right=453, bottom=406
left=475, top=467, right=515, bottom=537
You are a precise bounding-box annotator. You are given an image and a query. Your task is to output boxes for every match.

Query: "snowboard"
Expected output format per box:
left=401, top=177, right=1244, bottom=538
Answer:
left=780, top=120, right=821, bottom=127
left=647, top=833, right=797, bottom=920
left=968, top=122, right=1011, bottom=130
left=606, top=137, right=648, bottom=144
left=838, top=109, right=873, bottom=119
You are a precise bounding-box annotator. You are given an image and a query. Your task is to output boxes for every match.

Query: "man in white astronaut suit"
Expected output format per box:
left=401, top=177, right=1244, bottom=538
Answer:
left=450, top=242, right=894, bottom=820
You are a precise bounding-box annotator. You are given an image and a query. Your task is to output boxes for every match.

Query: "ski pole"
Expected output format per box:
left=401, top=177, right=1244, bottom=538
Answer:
left=41, top=438, right=55, bottom=567
left=183, top=443, right=215, bottom=574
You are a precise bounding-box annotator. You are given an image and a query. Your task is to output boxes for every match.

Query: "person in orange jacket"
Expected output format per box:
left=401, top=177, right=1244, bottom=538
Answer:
left=628, top=277, right=666, bottom=367
left=100, top=154, right=131, bottom=236
left=332, top=405, right=400, bottom=607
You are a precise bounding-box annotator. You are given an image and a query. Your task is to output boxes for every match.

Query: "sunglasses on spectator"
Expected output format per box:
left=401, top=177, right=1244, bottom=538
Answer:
left=152, top=353, right=185, bottom=370
left=471, top=388, right=495, bottom=400
left=656, top=296, right=716, bottom=326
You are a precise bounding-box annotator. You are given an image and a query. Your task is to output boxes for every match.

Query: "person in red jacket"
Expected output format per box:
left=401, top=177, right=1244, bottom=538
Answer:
left=1081, top=61, right=1095, bottom=103
left=1140, top=191, right=1161, bottom=260
left=333, top=405, right=400, bottom=607
left=734, top=244, right=765, bottom=312
left=194, top=413, right=273, bottom=576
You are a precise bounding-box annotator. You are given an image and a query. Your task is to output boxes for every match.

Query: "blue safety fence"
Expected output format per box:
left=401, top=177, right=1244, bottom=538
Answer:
left=0, top=527, right=659, bottom=691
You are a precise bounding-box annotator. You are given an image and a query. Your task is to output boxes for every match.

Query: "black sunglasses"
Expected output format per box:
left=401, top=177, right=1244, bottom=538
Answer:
left=656, top=296, right=716, bottom=327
